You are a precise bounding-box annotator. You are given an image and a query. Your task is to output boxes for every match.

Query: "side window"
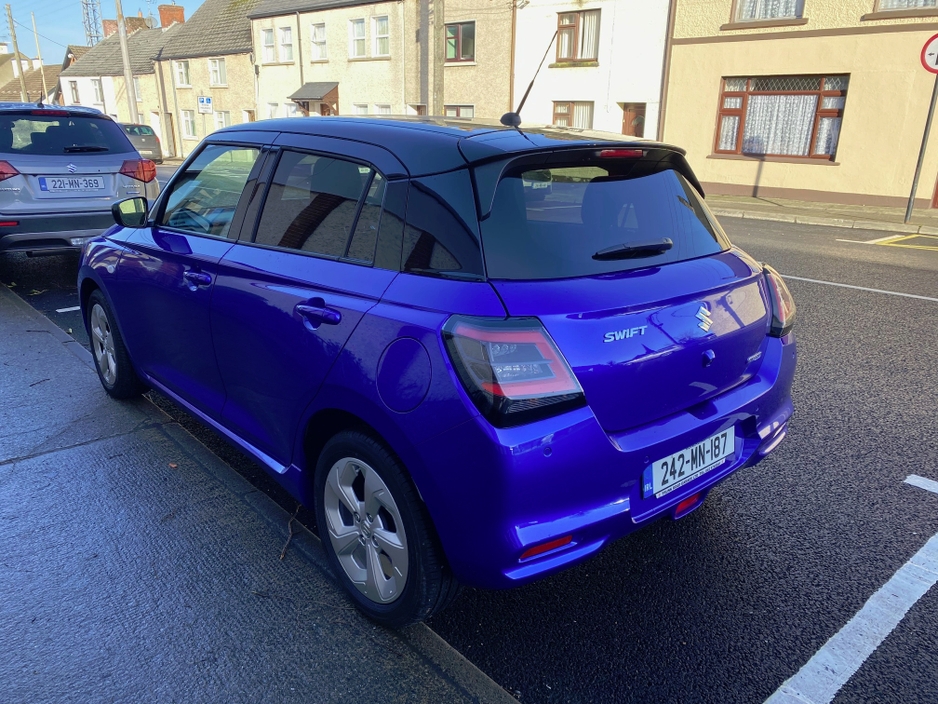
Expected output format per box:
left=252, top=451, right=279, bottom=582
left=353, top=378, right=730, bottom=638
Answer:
left=254, top=149, right=369, bottom=259
left=160, top=144, right=260, bottom=237
left=402, top=170, right=483, bottom=278
left=346, top=172, right=385, bottom=261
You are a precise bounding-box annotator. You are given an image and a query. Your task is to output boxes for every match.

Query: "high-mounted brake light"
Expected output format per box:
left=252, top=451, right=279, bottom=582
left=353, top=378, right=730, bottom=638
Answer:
left=120, top=159, right=157, bottom=183
left=442, top=316, right=586, bottom=428
left=599, top=149, right=644, bottom=158
left=763, top=264, right=796, bottom=338
left=0, top=161, right=19, bottom=183
left=31, top=109, right=68, bottom=116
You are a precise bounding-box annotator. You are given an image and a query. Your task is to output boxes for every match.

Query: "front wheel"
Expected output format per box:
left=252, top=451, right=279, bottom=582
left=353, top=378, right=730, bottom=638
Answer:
left=86, top=289, right=146, bottom=399
left=313, top=431, right=458, bottom=628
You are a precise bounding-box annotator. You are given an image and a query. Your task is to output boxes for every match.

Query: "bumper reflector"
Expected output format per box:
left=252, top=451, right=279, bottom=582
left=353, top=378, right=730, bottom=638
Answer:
left=0, top=220, right=19, bottom=227
left=520, top=535, right=572, bottom=561
left=675, top=493, right=702, bottom=517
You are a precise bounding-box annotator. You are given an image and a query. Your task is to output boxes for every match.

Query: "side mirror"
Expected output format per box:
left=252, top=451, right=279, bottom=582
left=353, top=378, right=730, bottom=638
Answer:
left=112, top=197, right=149, bottom=228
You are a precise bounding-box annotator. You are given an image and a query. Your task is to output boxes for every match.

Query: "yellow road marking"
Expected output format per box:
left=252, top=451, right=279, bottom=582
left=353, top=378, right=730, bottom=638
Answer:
left=878, top=234, right=938, bottom=251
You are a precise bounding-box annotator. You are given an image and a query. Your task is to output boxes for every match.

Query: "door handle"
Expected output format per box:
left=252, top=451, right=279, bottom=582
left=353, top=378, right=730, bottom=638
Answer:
left=183, top=270, right=212, bottom=289
left=296, top=303, right=342, bottom=327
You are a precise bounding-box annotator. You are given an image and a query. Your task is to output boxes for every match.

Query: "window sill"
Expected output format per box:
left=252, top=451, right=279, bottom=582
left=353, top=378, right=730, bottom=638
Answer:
left=310, top=59, right=328, bottom=64
left=176, top=85, right=192, bottom=89
left=720, top=17, right=809, bottom=30
left=445, top=60, right=476, bottom=66
left=209, top=84, right=228, bottom=88
left=261, top=62, right=294, bottom=67
left=708, top=153, right=839, bottom=166
left=348, top=56, right=391, bottom=62
left=183, top=136, right=200, bottom=141
left=861, top=8, right=938, bottom=20
left=548, top=60, right=599, bottom=69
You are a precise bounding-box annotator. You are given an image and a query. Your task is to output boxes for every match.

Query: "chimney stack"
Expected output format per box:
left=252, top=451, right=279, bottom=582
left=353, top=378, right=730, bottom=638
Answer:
left=158, top=4, right=185, bottom=28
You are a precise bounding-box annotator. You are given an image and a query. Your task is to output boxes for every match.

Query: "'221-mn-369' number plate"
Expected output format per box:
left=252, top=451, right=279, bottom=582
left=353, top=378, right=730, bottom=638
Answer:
left=642, top=429, right=736, bottom=499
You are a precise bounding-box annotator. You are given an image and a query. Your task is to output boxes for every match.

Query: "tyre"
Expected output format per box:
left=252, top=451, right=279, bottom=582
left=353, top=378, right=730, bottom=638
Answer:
left=313, top=430, right=459, bottom=628
left=86, top=289, right=146, bottom=399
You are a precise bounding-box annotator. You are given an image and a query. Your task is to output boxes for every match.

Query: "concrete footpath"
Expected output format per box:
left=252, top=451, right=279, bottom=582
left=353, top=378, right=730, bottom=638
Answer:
left=0, top=283, right=514, bottom=704
left=707, top=193, right=938, bottom=235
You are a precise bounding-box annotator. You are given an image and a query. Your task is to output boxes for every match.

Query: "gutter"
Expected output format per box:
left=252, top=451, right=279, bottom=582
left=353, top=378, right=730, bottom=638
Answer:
left=656, top=0, right=677, bottom=141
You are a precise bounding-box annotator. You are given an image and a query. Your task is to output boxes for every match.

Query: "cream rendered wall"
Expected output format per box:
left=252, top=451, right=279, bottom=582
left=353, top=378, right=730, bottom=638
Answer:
left=156, top=53, right=255, bottom=158
left=665, top=1, right=938, bottom=204
left=512, top=0, right=670, bottom=137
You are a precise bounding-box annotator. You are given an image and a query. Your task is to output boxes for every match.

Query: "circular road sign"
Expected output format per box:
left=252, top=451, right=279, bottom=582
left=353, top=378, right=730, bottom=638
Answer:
left=922, top=33, right=938, bottom=73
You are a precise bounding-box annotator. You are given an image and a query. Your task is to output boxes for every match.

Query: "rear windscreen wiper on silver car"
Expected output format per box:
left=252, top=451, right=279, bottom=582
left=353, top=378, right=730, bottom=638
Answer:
left=592, top=238, right=673, bottom=261
left=63, top=145, right=109, bottom=153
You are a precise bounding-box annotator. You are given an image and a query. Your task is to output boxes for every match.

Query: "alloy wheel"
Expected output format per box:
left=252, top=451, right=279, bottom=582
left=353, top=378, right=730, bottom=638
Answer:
left=90, top=303, right=117, bottom=386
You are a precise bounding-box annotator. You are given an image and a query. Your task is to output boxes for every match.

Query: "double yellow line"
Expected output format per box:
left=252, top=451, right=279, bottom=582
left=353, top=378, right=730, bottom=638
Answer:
left=877, top=234, right=938, bottom=251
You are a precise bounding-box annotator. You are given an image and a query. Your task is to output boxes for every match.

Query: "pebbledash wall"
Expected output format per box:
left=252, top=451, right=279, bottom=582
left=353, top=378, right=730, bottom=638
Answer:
left=661, top=0, right=938, bottom=207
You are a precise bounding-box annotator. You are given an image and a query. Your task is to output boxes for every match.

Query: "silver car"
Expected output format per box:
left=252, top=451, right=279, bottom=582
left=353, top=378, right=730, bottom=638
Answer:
left=0, top=104, right=160, bottom=256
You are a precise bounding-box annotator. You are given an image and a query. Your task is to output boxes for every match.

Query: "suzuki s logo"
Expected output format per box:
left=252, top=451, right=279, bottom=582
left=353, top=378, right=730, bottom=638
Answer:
left=67, top=163, right=77, bottom=173
left=696, top=304, right=713, bottom=332
left=603, top=325, right=647, bottom=343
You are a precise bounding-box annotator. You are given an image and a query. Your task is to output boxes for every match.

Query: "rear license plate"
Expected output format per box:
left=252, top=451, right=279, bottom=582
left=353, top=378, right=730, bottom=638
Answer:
left=39, top=176, right=105, bottom=193
left=643, top=429, right=736, bottom=499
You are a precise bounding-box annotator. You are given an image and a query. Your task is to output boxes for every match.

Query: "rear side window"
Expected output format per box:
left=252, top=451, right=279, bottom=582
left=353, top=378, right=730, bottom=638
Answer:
left=0, top=115, right=133, bottom=155
left=253, top=149, right=375, bottom=260
left=480, top=165, right=730, bottom=280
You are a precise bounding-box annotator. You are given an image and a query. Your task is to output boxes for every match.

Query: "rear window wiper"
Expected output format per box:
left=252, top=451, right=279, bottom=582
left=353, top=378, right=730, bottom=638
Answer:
left=592, top=238, right=673, bottom=261
left=63, top=145, right=109, bottom=153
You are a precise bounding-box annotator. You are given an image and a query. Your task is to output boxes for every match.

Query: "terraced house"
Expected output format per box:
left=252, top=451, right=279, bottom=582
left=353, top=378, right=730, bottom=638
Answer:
left=249, top=0, right=512, bottom=119
left=661, top=0, right=938, bottom=208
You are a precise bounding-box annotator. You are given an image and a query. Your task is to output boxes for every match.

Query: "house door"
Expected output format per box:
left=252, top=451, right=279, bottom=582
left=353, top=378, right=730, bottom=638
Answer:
left=621, top=103, right=646, bottom=138
left=150, top=111, right=162, bottom=141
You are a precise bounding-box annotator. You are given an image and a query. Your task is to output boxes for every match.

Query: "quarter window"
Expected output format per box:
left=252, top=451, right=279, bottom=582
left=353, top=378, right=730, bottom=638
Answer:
left=262, top=28, right=275, bottom=62
left=175, top=60, right=190, bottom=87
left=445, top=22, right=475, bottom=62
left=280, top=27, right=294, bottom=61
left=311, top=23, right=327, bottom=60
left=160, top=144, right=260, bottom=237
left=209, top=58, right=227, bottom=86
left=253, top=150, right=373, bottom=260
left=735, top=0, right=804, bottom=20
left=557, top=10, right=600, bottom=62
left=350, top=19, right=366, bottom=58
left=373, top=16, right=389, bottom=56
left=715, top=75, right=848, bottom=159
left=553, top=101, right=593, bottom=129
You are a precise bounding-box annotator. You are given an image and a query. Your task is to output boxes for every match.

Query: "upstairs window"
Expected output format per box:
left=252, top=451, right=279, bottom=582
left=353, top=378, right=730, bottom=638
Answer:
left=280, top=27, right=294, bottom=62
left=209, top=58, right=227, bottom=86
left=445, top=22, right=475, bottom=62
left=350, top=19, right=366, bottom=58
left=557, top=10, right=599, bottom=62
left=311, top=23, right=327, bottom=60
left=262, top=28, right=275, bottom=62
left=373, top=16, right=389, bottom=56
left=133, top=77, right=142, bottom=102
left=878, top=0, right=936, bottom=8
left=69, top=80, right=79, bottom=103
left=715, top=75, right=849, bottom=159
left=174, top=60, right=190, bottom=87
left=736, top=0, right=805, bottom=21
left=92, top=79, right=104, bottom=103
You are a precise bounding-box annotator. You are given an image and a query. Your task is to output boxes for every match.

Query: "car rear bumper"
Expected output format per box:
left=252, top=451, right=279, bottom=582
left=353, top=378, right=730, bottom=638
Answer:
left=0, top=212, right=115, bottom=254
left=416, top=332, right=798, bottom=590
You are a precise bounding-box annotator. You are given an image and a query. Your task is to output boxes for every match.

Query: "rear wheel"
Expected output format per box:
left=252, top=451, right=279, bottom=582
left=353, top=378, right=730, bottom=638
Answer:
left=86, top=289, right=146, bottom=399
left=313, top=430, right=458, bottom=628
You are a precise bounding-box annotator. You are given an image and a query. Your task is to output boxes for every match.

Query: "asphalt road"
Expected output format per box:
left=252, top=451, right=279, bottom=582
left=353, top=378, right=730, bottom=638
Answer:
left=2, top=204, right=936, bottom=703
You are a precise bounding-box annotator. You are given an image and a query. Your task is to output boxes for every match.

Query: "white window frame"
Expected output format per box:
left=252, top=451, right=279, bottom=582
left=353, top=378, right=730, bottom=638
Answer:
left=174, top=60, right=191, bottom=87
left=182, top=109, right=196, bottom=139
left=69, top=80, right=79, bottom=103
left=353, top=103, right=368, bottom=115
left=262, top=28, right=275, bottom=63
left=279, top=27, right=294, bottom=62
left=373, top=15, right=389, bottom=57
left=444, top=104, right=474, bottom=118
left=735, top=0, right=805, bottom=21
left=92, top=79, right=104, bottom=103
left=349, top=19, right=366, bottom=58
left=311, top=23, right=327, bottom=60
left=267, top=102, right=279, bottom=119
left=208, top=58, right=227, bottom=86
left=132, top=77, right=142, bottom=103
left=374, top=104, right=391, bottom=115
left=214, top=111, right=231, bottom=130
left=284, top=102, right=299, bottom=117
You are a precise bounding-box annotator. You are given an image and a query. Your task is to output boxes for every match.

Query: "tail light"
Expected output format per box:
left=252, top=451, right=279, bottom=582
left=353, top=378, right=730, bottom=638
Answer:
left=442, top=316, right=586, bottom=428
left=763, top=264, right=796, bottom=338
left=120, top=159, right=157, bottom=183
left=0, top=161, right=20, bottom=183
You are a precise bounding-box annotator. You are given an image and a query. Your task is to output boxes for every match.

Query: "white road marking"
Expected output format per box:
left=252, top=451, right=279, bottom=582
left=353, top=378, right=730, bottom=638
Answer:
left=906, top=474, right=938, bottom=495
left=765, top=480, right=938, bottom=704
left=782, top=275, right=938, bottom=303
left=55, top=306, right=81, bottom=313
left=835, top=235, right=904, bottom=245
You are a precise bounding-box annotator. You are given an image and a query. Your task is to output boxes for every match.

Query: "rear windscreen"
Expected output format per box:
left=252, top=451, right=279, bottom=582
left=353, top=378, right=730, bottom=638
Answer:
left=123, top=124, right=155, bottom=136
left=480, top=164, right=731, bottom=280
left=0, top=115, right=133, bottom=155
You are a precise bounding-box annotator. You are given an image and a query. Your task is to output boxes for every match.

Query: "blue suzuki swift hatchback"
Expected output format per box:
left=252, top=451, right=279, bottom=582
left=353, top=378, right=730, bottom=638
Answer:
left=79, top=118, right=797, bottom=627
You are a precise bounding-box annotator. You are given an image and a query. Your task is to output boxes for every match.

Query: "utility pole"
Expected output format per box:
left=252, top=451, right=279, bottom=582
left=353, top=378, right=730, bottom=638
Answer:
left=5, top=5, right=28, bottom=102
left=31, top=13, right=48, bottom=103
left=114, top=0, right=139, bottom=123
left=431, top=0, right=443, bottom=115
